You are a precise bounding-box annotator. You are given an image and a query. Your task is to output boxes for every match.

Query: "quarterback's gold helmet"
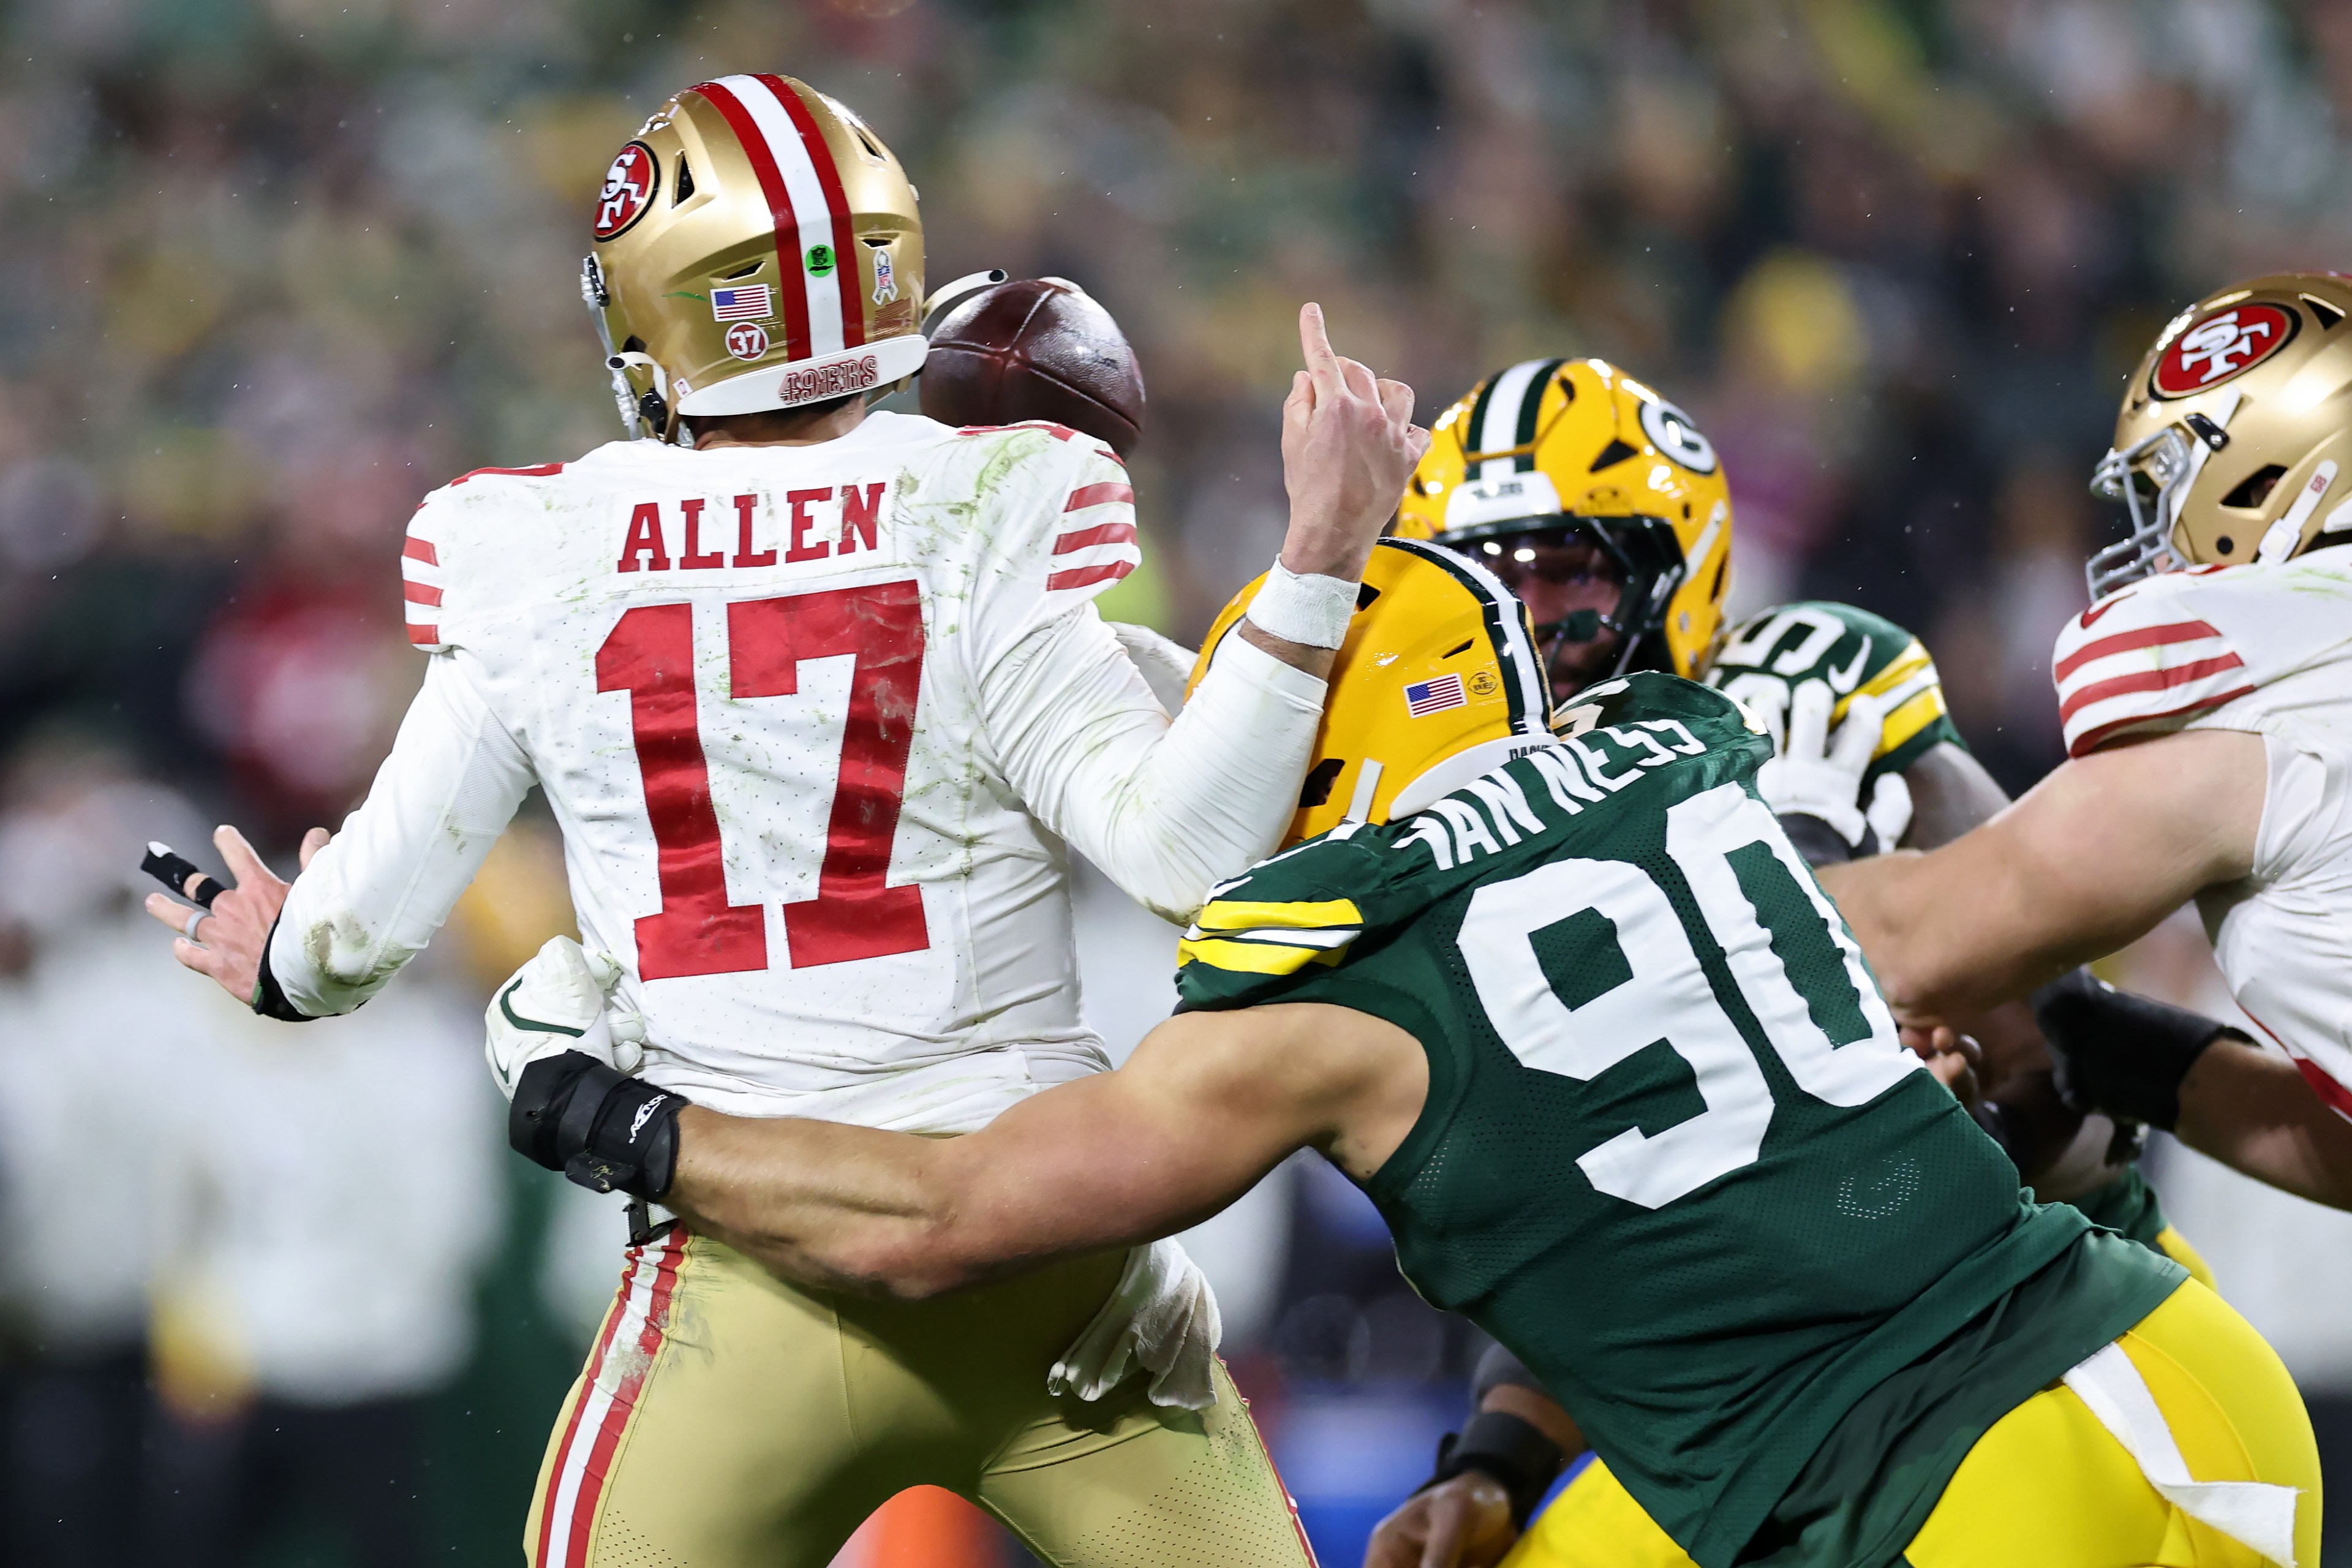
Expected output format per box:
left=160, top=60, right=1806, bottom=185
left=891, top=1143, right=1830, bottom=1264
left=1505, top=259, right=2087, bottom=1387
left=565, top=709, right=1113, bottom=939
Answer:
left=1394, top=358, right=1732, bottom=691
left=1188, top=538, right=1554, bottom=846
left=581, top=74, right=925, bottom=442
left=2090, top=273, right=2352, bottom=598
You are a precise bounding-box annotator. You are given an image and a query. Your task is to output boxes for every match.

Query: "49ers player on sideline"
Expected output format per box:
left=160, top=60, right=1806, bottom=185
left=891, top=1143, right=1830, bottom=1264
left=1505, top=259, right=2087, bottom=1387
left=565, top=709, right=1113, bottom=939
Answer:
left=141, top=74, right=1424, bottom=1568
left=1823, top=271, right=2352, bottom=1212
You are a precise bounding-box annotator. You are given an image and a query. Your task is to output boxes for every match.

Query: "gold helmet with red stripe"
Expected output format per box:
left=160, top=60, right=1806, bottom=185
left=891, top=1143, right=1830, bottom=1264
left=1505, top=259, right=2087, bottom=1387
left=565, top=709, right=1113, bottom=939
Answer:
left=1393, top=358, right=1732, bottom=696
left=2089, top=273, right=2352, bottom=598
left=1186, top=537, right=1555, bottom=846
left=581, top=74, right=925, bottom=441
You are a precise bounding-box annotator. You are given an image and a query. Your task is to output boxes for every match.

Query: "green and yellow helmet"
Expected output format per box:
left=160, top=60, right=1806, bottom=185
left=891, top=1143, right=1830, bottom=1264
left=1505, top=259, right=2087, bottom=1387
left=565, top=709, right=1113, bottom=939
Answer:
left=1395, top=358, right=1732, bottom=688
left=1188, top=538, right=1554, bottom=847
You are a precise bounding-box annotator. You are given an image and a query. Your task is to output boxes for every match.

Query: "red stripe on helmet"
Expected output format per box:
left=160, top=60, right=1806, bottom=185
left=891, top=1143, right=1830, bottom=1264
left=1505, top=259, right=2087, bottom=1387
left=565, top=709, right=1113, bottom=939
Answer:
left=757, top=74, right=863, bottom=351
left=691, top=80, right=813, bottom=363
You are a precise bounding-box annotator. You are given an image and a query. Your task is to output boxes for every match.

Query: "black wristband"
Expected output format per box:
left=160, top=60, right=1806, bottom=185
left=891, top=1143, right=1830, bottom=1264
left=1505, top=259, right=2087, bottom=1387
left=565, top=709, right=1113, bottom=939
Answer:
left=510, top=1051, right=684, bottom=1199
left=1775, top=812, right=1874, bottom=867
left=251, top=913, right=317, bottom=1022
left=2031, top=968, right=2239, bottom=1132
left=1424, top=1410, right=1564, bottom=1529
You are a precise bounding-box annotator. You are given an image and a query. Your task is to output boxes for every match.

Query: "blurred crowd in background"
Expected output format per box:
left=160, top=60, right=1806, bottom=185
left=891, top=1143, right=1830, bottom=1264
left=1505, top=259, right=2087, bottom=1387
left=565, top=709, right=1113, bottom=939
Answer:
left=9, top=0, right=2352, bottom=1563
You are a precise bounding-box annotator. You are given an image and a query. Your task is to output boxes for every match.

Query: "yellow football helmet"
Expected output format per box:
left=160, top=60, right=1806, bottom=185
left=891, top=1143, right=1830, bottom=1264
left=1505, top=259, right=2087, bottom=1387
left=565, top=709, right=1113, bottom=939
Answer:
left=1188, top=538, right=1555, bottom=846
left=582, top=74, right=925, bottom=442
left=1393, top=358, right=1732, bottom=692
left=2090, top=272, right=2352, bottom=598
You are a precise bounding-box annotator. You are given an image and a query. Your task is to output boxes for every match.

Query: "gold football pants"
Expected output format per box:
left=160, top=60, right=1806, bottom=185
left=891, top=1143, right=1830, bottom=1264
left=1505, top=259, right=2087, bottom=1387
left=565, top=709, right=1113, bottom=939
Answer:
left=526, top=1229, right=1317, bottom=1568
left=1504, top=1278, right=2317, bottom=1568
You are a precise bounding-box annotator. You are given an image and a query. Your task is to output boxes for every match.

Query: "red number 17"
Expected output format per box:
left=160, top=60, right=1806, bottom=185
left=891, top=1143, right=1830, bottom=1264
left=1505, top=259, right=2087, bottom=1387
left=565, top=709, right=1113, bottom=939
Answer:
left=594, top=580, right=930, bottom=980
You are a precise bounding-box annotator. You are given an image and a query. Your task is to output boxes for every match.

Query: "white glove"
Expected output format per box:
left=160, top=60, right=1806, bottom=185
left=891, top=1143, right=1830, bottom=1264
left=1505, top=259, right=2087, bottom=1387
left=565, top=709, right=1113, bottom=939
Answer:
left=1049, top=1238, right=1223, bottom=1411
left=484, top=935, right=648, bottom=1102
left=1755, top=680, right=1912, bottom=851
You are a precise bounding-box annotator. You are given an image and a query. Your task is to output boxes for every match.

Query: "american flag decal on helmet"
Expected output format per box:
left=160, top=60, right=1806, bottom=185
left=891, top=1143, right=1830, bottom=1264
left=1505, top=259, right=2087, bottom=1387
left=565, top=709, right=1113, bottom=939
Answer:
left=710, top=285, right=772, bottom=322
left=688, top=75, right=864, bottom=368
left=1404, top=673, right=1469, bottom=717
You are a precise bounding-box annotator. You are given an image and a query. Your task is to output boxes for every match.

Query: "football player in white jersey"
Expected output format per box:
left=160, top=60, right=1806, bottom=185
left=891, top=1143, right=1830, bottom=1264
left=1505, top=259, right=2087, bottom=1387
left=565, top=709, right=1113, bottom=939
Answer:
left=1823, top=271, right=2352, bottom=1210
left=142, top=74, right=1425, bottom=1568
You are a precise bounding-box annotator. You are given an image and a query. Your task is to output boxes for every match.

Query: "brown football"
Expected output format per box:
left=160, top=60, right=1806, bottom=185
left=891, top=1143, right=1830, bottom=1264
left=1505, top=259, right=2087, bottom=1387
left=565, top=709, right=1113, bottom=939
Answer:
left=920, top=277, right=1146, bottom=455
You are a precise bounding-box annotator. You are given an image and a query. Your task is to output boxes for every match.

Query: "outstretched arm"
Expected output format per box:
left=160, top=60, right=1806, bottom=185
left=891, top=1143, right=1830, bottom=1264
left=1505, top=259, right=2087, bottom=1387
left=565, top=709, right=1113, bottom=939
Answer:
left=145, top=653, right=535, bottom=1014
left=665, top=1001, right=1427, bottom=1299
left=984, top=305, right=1428, bottom=923
left=1822, top=728, right=2265, bottom=1022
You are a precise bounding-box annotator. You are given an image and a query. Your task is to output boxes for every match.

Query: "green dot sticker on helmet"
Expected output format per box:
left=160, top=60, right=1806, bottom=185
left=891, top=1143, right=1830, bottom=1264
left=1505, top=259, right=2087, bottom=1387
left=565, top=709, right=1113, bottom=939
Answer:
left=805, top=244, right=835, bottom=277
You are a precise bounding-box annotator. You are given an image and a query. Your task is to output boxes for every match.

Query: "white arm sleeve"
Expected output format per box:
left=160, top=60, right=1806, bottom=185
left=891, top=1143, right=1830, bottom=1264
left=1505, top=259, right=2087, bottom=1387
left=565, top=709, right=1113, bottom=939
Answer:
left=985, top=608, right=1324, bottom=924
left=266, top=652, right=536, bottom=1015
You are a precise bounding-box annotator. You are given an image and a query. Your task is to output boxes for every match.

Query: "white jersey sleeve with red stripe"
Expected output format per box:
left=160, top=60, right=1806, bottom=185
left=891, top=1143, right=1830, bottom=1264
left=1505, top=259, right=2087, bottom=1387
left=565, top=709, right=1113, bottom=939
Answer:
left=2056, top=548, right=2352, bottom=1117
left=2051, top=569, right=2256, bottom=757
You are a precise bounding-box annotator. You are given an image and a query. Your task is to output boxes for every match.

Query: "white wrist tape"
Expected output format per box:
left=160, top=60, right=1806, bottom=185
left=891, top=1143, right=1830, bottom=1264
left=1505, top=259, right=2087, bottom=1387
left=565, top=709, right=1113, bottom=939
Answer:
left=1245, top=559, right=1357, bottom=649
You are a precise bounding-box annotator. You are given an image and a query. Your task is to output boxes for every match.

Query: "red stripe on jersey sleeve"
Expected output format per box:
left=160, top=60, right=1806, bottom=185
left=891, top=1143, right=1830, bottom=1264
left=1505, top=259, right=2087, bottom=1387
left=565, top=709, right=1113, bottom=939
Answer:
left=2056, top=654, right=2247, bottom=725
left=404, top=582, right=443, bottom=607
left=2295, top=1057, right=2352, bottom=1125
left=2052, top=619, right=2224, bottom=684
left=1065, top=482, right=1135, bottom=511
left=407, top=624, right=440, bottom=646
left=450, top=462, right=564, bottom=486
left=1054, top=521, right=1139, bottom=554
left=2066, top=684, right=2255, bottom=757
left=402, top=537, right=438, bottom=565
left=1046, top=561, right=1136, bottom=592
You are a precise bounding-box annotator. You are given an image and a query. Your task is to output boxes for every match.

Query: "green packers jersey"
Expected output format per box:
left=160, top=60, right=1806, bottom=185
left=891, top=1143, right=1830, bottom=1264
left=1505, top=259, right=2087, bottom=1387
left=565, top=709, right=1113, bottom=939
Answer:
left=1176, top=674, right=2179, bottom=1568
left=1699, top=601, right=1964, bottom=786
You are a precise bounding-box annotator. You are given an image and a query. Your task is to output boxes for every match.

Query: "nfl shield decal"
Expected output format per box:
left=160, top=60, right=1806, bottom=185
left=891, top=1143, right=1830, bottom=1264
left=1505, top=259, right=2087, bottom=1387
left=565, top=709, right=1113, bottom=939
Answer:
left=2152, top=302, right=2297, bottom=398
left=725, top=322, right=769, bottom=361
left=594, top=143, right=659, bottom=241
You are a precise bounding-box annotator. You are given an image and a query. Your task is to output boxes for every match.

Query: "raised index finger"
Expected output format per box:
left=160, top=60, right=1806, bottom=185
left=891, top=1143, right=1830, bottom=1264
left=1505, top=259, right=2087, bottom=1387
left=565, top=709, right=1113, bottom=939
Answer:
left=1298, top=302, right=1342, bottom=400
left=213, top=823, right=273, bottom=889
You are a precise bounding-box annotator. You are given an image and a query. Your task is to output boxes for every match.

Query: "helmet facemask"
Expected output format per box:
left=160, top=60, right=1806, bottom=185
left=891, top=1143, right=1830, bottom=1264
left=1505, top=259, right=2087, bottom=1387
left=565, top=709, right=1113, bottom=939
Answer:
left=1446, top=513, right=1687, bottom=702
left=2086, top=390, right=2239, bottom=600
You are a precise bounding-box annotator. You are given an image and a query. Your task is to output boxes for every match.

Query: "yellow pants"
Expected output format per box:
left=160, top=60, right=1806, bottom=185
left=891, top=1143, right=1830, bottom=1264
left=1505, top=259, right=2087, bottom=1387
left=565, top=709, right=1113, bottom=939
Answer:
left=1504, top=1278, right=2318, bottom=1568
left=526, top=1228, right=1314, bottom=1568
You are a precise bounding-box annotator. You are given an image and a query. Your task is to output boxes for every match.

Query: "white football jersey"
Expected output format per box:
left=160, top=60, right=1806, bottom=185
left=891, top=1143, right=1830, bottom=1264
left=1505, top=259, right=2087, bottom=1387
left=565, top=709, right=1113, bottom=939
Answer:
left=271, top=412, right=1324, bottom=1131
left=2052, top=546, right=2352, bottom=1112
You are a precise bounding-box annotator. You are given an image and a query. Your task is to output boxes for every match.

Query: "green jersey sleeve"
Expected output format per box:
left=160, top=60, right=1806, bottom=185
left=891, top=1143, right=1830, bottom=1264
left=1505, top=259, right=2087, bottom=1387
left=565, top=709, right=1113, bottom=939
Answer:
left=1701, top=600, right=1964, bottom=783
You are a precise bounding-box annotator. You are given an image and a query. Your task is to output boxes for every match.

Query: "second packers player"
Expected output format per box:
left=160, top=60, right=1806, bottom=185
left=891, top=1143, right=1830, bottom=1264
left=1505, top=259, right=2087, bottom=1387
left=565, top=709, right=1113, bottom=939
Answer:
left=1373, top=358, right=2220, bottom=1568
left=489, top=539, right=2318, bottom=1568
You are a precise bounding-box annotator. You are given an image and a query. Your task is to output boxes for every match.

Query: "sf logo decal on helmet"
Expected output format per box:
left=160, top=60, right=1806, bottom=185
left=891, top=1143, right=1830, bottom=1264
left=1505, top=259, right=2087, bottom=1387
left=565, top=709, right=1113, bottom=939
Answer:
left=2152, top=304, right=2297, bottom=398
left=595, top=143, right=659, bottom=241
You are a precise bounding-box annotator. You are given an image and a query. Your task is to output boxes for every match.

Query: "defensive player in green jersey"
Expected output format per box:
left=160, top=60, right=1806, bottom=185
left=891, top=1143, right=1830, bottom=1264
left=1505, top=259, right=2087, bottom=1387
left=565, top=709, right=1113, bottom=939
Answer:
left=1380, top=359, right=2225, bottom=1568
left=491, top=540, right=2315, bottom=1568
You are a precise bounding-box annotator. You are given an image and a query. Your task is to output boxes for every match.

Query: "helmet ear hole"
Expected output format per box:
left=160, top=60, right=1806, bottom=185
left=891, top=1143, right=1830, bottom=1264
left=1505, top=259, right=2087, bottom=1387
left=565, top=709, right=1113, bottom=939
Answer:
left=674, top=156, right=695, bottom=203
left=2220, top=464, right=2288, bottom=510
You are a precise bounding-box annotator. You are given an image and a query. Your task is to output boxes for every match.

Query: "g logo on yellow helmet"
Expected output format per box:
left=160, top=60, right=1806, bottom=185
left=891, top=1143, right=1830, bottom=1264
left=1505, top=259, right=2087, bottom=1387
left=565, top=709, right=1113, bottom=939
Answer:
left=1639, top=396, right=1717, bottom=474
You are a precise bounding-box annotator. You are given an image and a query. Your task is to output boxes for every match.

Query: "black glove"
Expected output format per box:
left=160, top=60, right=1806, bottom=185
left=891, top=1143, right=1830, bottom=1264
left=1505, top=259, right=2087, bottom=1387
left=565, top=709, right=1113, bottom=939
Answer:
left=2030, top=968, right=2242, bottom=1132
left=1418, top=1409, right=1564, bottom=1530
left=510, top=1050, right=684, bottom=1199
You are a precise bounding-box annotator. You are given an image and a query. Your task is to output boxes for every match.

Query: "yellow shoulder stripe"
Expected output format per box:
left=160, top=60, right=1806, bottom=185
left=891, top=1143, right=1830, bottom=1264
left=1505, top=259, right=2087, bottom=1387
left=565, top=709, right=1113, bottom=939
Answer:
left=1191, top=898, right=1365, bottom=933
left=1832, top=640, right=1947, bottom=761
left=1177, top=935, right=1352, bottom=976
